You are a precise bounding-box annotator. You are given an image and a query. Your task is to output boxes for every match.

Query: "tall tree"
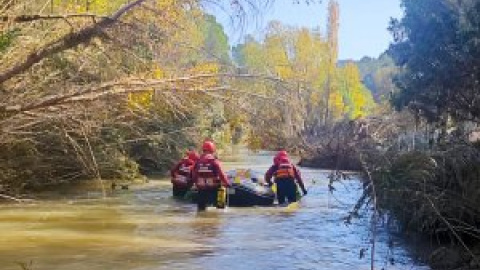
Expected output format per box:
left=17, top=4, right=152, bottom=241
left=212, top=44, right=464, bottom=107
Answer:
left=324, top=0, right=340, bottom=124
left=388, top=0, right=480, bottom=123
left=202, top=14, right=230, bottom=64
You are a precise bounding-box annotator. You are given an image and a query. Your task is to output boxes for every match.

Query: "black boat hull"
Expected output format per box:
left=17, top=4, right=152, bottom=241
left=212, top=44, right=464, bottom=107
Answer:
left=227, top=184, right=274, bottom=206
left=186, top=185, right=274, bottom=207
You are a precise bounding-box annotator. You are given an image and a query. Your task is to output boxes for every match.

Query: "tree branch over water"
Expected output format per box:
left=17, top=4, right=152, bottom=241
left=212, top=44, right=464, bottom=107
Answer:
left=0, top=72, right=291, bottom=117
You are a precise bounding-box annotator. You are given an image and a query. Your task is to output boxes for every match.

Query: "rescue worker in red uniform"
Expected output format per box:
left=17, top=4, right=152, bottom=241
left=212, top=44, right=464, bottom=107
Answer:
left=170, top=150, right=199, bottom=197
left=265, top=151, right=307, bottom=205
left=192, top=141, right=230, bottom=211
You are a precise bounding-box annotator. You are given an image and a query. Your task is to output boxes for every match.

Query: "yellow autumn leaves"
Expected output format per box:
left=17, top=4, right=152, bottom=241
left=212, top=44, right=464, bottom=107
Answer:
left=238, top=22, right=375, bottom=122
left=51, top=0, right=129, bottom=14
left=49, top=0, right=181, bottom=14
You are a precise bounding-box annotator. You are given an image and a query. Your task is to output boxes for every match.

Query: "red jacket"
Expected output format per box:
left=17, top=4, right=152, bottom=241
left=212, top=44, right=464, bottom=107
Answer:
left=192, top=154, right=229, bottom=190
left=265, top=159, right=305, bottom=190
left=170, top=158, right=195, bottom=188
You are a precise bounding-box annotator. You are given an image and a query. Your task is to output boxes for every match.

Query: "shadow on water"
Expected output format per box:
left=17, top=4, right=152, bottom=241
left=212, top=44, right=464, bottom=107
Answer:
left=0, top=149, right=430, bottom=270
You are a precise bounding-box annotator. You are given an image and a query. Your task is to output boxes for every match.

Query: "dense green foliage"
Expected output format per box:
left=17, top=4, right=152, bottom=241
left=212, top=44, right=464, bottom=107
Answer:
left=389, top=0, right=480, bottom=122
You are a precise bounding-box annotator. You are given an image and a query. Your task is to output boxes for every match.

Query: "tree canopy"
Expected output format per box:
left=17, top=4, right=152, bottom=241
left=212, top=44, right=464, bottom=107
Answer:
left=389, top=0, right=480, bottom=123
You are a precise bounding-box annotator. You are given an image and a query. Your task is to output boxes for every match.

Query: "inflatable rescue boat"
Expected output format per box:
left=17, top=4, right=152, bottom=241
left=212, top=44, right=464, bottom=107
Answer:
left=225, top=169, right=275, bottom=206
left=186, top=169, right=275, bottom=207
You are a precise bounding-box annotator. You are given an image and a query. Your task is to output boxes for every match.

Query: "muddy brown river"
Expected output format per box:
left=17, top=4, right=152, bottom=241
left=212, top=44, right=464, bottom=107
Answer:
left=0, top=151, right=430, bottom=270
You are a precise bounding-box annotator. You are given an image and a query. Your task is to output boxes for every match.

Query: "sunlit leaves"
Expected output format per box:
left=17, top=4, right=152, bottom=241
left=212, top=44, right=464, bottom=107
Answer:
left=51, top=0, right=130, bottom=14
left=241, top=37, right=266, bottom=71
left=328, top=91, right=345, bottom=119
left=339, top=62, right=375, bottom=118
left=264, top=28, right=294, bottom=79
left=187, top=62, right=220, bottom=90
left=128, top=90, right=154, bottom=109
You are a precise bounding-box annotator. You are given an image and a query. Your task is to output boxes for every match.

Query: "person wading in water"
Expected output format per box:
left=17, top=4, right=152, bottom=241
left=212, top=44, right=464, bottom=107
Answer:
left=192, top=140, right=230, bottom=211
left=265, top=151, right=307, bottom=205
left=170, top=150, right=199, bottom=197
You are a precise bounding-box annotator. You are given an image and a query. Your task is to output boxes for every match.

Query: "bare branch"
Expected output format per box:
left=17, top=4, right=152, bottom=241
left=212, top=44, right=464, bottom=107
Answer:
left=0, top=0, right=148, bottom=84
left=0, top=14, right=106, bottom=23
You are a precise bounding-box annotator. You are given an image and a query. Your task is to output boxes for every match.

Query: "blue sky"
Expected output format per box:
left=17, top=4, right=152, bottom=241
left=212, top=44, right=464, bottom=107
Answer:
left=211, top=0, right=403, bottom=61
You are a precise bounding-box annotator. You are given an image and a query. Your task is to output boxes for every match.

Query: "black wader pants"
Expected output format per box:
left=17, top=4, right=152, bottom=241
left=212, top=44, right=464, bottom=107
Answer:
left=172, top=186, right=189, bottom=197
left=275, top=179, right=297, bottom=204
left=197, top=189, right=219, bottom=211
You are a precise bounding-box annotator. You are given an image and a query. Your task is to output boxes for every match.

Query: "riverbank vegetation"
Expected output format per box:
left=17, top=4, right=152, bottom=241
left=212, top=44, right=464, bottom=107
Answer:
left=1, top=0, right=224, bottom=194
left=338, top=0, right=480, bottom=268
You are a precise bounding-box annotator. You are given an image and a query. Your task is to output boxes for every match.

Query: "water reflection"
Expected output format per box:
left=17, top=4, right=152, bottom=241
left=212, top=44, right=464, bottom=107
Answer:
left=0, top=150, right=430, bottom=270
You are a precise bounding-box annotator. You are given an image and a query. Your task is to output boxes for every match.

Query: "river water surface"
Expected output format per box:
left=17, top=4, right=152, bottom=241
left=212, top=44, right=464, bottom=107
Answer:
left=0, top=151, right=430, bottom=270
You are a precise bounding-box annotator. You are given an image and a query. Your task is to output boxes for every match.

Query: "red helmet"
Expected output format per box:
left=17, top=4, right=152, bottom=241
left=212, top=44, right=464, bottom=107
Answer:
left=278, top=156, right=290, bottom=164
left=273, top=156, right=279, bottom=165
left=187, top=150, right=199, bottom=161
left=202, top=141, right=216, bottom=153
left=276, top=150, right=288, bottom=158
